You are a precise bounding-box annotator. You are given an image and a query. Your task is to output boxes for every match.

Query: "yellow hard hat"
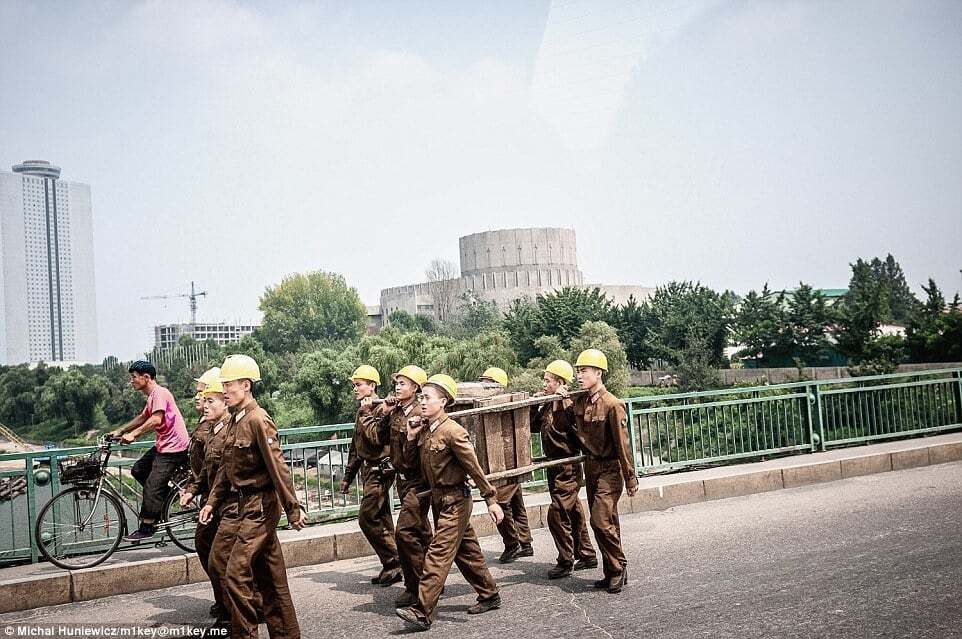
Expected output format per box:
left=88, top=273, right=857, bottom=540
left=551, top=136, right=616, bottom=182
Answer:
left=393, top=365, right=427, bottom=387
left=201, top=378, right=225, bottom=396
left=575, top=349, right=608, bottom=372
left=193, top=367, right=221, bottom=385
left=220, top=354, right=262, bottom=382
left=425, top=374, right=458, bottom=402
left=544, top=359, right=574, bottom=384
left=351, top=364, right=381, bottom=386
left=479, top=367, right=508, bottom=386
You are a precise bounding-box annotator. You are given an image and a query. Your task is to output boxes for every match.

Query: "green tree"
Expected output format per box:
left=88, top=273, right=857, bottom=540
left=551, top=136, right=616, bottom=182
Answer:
left=503, top=297, right=541, bottom=364
left=259, top=271, right=367, bottom=353
left=0, top=364, right=53, bottom=427
left=676, top=332, right=722, bottom=391
left=873, top=254, right=919, bottom=323
left=102, top=385, right=144, bottom=425
left=611, top=295, right=648, bottom=369
left=38, top=369, right=109, bottom=435
left=732, top=283, right=833, bottom=366
left=293, top=348, right=358, bottom=423
left=906, top=279, right=962, bottom=362
left=430, top=331, right=518, bottom=383
left=642, top=281, right=734, bottom=367
left=835, top=255, right=920, bottom=362
left=502, top=287, right=615, bottom=364
left=569, top=321, right=629, bottom=396
left=732, top=285, right=790, bottom=365
left=387, top=310, right=438, bottom=334
left=848, top=335, right=909, bottom=376
left=786, top=283, right=832, bottom=364
left=444, top=292, right=502, bottom=339
left=525, top=335, right=568, bottom=372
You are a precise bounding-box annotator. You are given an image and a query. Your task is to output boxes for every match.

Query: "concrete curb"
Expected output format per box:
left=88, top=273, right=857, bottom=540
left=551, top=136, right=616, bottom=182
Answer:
left=2, top=433, right=961, bottom=614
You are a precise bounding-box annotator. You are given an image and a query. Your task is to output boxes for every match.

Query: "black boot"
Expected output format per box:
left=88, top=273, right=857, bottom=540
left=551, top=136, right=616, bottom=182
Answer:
left=499, top=544, right=521, bottom=564
left=548, top=562, right=573, bottom=579
left=467, top=593, right=501, bottom=615
left=574, top=557, right=598, bottom=570
left=517, top=542, right=534, bottom=557
left=607, top=568, right=627, bottom=594
left=396, top=607, right=431, bottom=632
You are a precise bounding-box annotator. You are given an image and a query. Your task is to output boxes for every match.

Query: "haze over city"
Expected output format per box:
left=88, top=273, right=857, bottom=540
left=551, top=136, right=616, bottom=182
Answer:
left=2, top=0, right=959, bottom=360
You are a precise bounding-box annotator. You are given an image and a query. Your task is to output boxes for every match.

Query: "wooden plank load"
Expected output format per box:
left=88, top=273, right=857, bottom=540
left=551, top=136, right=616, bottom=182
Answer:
left=450, top=383, right=533, bottom=487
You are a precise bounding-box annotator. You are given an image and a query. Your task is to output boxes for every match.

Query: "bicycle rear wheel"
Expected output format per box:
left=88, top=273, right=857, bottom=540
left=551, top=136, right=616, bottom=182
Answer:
left=36, top=486, right=125, bottom=570
left=163, top=489, right=198, bottom=553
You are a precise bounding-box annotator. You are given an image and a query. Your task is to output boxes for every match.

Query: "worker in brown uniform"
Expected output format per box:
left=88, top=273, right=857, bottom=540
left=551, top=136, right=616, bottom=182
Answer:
left=199, top=354, right=304, bottom=639
left=367, top=365, right=432, bottom=607
left=530, top=359, right=597, bottom=579
left=478, top=367, right=533, bottom=564
left=396, top=374, right=504, bottom=632
left=339, top=365, right=402, bottom=586
left=180, top=374, right=246, bottom=622
left=561, top=349, right=637, bottom=594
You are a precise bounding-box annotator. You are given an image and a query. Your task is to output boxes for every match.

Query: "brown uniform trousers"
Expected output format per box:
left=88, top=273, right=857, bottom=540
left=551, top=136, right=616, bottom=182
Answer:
left=372, top=400, right=432, bottom=594
left=186, top=420, right=214, bottom=579
left=357, top=464, right=400, bottom=572
left=529, top=400, right=595, bottom=566
left=403, top=415, right=499, bottom=622
left=546, top=463, right=595, bottom=565
left=187, top=417, right=264, bottom=618
left=569, top=387, right=638, bottom=581
left=348, top=406, right=400, bottom=574
left=206, top=399, right=301, bottom=639
left=495, top=480, right=532, bottom=549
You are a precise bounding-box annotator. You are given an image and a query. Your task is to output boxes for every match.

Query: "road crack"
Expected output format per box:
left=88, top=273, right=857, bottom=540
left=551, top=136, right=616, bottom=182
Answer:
left=564, top=588, right=613, bottom=639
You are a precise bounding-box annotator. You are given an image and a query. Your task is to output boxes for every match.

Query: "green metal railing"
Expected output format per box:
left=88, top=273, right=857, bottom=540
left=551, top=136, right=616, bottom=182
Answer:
left=625, top=367, right=962, bottom=473
left=2, top=367, right=959, bottom=565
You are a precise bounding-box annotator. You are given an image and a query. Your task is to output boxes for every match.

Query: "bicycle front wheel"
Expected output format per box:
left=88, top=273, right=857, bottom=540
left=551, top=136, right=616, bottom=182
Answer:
left=163, top=489, right=198, bottom=553
left=36, top=486, right=125, bottom=570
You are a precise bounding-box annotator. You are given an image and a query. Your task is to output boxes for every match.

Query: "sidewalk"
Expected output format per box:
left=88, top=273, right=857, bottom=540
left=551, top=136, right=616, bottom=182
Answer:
left=2, top=430, right=960, bottom=613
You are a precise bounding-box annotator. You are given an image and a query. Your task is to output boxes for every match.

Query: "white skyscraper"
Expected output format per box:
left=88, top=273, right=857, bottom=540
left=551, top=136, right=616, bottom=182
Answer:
left=0, top=160, right=98, bottom=364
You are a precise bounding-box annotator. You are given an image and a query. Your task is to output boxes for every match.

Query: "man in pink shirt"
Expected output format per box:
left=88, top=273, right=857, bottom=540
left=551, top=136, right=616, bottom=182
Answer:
left=110, top=360, right=190, bottom=542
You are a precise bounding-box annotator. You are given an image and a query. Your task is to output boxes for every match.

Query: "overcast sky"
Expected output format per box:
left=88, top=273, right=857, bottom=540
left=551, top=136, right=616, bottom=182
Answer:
left=1, top=0, right=960, bottom=360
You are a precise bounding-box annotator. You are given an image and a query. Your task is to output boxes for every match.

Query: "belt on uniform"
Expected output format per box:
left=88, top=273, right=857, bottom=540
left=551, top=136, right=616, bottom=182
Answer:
left=230, top=484, right=270, bottom=496
left=428, top=484, right=471, bottom=499
left=364, top=457, right=395, bottom=475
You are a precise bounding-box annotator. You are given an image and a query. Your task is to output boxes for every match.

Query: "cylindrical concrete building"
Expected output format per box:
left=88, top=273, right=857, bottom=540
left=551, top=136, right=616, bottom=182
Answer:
left=458, top=227, right=583, bottom=308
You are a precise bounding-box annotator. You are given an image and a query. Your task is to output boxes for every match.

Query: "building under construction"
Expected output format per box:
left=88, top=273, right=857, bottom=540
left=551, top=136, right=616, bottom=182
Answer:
left=153, top=322, right=258, bottom=351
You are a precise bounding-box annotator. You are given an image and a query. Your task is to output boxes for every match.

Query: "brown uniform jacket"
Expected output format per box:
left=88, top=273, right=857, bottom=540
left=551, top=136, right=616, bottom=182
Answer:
left=370, top=399, right=425, bottom=485
left=403, top=415, right=498, bottom=506
left=344, top=404, right=390, bottom=485
left=206, top=398, right=301, bottom=520
left=529, top=396, right=578, bottom=460
left=185, top=417, right=229, bottom=498
left=568, top=386, right=638, bottom=490
left=187, top=419, right=210, bottom=490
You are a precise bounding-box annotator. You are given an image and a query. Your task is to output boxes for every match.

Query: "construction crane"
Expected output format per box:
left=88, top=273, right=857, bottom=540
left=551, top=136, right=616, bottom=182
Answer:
left=141, top=281, right=208, bottom=324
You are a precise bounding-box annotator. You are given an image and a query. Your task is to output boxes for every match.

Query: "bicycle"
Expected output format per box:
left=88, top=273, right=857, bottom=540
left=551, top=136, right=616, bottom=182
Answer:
left=35, top=435, right=200, bottom=570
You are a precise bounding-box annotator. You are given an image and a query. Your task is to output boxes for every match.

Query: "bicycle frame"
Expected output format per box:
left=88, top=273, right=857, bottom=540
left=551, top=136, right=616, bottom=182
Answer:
left=72, top=440, right=196, bottom=531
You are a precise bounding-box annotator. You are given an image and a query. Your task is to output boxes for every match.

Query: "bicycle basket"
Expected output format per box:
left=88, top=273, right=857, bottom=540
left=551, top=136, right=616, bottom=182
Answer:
left=58, top=451, right=103, bottom=484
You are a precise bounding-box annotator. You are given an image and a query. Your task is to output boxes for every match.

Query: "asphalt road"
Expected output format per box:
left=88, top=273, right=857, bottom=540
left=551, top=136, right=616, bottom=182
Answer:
left=2, top=461, right=961, bottom=638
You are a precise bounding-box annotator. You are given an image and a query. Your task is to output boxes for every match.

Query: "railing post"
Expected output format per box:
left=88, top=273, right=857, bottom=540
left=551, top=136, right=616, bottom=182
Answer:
left=954, top=370, right=962, bottom=426
left=626, top=400, right=640, bottom=477
left=25, top=455, right=38, bottom=563
left=812, top=384, right=826, bottom=451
